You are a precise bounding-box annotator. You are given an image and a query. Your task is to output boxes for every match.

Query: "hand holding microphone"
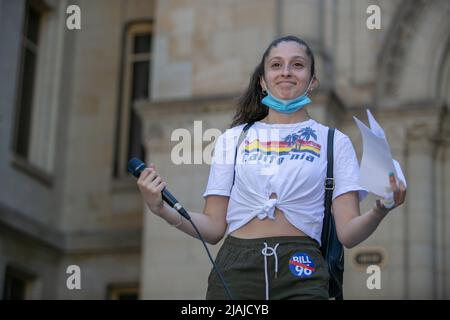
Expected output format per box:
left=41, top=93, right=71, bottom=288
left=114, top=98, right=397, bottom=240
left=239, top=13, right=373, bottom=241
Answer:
left=135, top=163, right=166, bottom=215
left=128, top=158, right=191, bottom=220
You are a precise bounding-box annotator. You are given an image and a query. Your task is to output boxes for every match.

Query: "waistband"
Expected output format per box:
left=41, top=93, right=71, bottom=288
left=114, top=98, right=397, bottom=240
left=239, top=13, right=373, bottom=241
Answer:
left=223, top=235, right=319, bottom=249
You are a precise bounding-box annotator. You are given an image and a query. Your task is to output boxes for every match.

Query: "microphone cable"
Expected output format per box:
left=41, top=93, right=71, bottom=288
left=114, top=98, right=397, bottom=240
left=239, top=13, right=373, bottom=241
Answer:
left=185, top=212, right=234, bottom=300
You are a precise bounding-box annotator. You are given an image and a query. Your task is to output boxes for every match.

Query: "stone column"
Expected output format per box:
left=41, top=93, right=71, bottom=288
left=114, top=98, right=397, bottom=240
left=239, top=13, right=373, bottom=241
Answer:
left=435, top=119, right=450, bottom=299
left=405, top=123, right=437, bottom=299
left=444, top=138, right=450, bottom=299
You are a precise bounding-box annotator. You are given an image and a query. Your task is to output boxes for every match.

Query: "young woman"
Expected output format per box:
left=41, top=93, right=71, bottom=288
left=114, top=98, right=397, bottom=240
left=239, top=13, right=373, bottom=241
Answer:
left=136, top=35, right=407, bottom=300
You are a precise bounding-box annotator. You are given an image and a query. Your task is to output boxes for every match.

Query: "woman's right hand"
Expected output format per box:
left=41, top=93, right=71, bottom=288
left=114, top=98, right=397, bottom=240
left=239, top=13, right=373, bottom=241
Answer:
left=137, top=163, right=167, bottom=216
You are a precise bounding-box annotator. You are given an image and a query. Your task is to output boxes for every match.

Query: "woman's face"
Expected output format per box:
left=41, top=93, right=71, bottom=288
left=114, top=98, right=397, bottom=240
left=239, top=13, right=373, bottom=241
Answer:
left=260, top=41, right=314, bottom=100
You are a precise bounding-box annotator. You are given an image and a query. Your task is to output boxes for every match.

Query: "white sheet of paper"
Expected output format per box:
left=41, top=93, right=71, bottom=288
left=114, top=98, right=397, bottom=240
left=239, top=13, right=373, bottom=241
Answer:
left=353, top=110, right=406, bottom=197
left=367, top=110, right=407, bottom=188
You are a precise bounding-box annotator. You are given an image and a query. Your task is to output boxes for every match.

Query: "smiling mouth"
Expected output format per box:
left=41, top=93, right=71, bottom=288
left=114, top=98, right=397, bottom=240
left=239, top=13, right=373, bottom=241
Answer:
left=278, top=81, right=296, bottom=84
left=277, top=81, right=296, bottom=85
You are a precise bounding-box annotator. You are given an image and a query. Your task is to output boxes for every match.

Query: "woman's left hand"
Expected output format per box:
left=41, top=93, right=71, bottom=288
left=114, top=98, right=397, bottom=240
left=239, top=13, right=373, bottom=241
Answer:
left=374, top=173, right=407, bottom=215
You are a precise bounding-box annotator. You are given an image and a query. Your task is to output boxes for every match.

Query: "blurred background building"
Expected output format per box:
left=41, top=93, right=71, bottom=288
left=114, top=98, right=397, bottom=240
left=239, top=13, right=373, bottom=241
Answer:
left=0, top=0, right=449, bottom=299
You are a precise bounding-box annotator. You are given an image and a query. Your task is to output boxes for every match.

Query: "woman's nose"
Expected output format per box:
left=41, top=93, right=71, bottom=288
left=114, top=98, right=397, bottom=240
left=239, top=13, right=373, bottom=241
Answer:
left=281, top=64, right=292, bottom=76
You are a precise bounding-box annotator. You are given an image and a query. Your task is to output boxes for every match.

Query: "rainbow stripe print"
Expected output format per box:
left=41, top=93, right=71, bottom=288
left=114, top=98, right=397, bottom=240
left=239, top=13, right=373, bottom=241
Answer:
left=244, top=139, right=321, bottom=157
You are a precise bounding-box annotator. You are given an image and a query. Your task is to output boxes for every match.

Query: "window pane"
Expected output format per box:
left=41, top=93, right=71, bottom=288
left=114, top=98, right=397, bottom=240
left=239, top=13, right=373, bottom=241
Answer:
left=118, top=292, right=138, bottom=300
left=15, top=48, right=37, bottom=158
left=5, top=278, right=26, bottom=300
left=131, top=61, right=149, bottom=101
left=26, top=6, right=41, bottom=45
left=133, top=33, right=151, bottom=54
left=127, top=108, right=145, bottom=162
left=3, top=268, right=28, bottom=300
left=107, top=287, right=139, bottom=300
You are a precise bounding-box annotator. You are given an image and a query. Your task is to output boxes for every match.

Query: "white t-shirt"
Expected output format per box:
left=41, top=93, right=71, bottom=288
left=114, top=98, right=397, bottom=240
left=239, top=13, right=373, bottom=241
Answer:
left=203, top=119, right=367, bottom=245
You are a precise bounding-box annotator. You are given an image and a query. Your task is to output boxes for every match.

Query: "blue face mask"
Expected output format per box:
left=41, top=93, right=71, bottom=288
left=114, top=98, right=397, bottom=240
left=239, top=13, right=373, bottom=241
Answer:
left=261, top=81, right=313, bottom=114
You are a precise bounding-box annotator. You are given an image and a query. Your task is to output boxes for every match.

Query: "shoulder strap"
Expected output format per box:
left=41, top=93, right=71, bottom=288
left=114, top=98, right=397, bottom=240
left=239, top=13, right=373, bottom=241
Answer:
left=231, top=122, right=255, bottom=190
left=321, top=127, right=335, bottom=254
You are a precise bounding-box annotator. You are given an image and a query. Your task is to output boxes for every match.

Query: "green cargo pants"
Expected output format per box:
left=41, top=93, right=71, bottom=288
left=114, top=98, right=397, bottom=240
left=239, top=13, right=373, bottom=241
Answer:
left=206, top=235, right=329, bottom=300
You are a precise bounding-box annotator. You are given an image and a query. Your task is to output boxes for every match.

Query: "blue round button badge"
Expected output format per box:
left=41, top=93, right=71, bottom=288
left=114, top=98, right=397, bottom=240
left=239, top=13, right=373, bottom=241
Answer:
left=289, top=252, right=316, bottom=278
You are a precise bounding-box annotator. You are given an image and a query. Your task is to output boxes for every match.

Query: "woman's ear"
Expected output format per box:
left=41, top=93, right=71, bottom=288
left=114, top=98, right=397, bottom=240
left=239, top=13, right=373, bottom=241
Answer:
left=309, top=75, right=318, bottom=93
left=260, top=77, right=267, bottom=92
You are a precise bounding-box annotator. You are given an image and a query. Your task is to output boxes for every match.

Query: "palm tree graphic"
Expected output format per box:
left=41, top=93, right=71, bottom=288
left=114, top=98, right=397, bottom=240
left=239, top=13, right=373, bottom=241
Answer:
left=299, top=127, right=317, bottom=141
left=284, top=132, right=302, bottom=146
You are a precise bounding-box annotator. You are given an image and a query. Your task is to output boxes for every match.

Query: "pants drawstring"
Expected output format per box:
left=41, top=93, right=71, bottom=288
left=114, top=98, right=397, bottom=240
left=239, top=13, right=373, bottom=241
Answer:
left=261, top=242, right=280, bottom=300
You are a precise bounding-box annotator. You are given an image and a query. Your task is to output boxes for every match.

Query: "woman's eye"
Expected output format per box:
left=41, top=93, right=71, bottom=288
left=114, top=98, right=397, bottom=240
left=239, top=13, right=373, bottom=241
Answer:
left=293, top=62, right=304, bottom=68
left=271, top=63, right=281, bottom=68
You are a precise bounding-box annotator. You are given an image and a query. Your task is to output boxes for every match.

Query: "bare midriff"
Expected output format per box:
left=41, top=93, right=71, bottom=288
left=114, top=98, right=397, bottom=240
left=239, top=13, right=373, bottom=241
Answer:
left=229, top=193, right=308, bottom=239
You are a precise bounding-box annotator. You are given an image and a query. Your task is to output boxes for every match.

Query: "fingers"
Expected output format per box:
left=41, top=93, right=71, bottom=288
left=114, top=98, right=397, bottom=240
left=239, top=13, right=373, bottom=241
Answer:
left=375, top=199, right=389, bottom=216
left=389, top=173, right=399, bottom=193
left=388, top=173, right=400, bottom=204
left=142, top=169, right=158, bottom=185
left=399, top=180, right=406, bottom=192
left=137, top=163, right=154, bottom=181
left=137, top=164, right=165, bottom=193
left=137, top=168, right=153, bottom=184
left=398, top=180, right=407, bottom=205
left=375, top=199, right=385, bottom=210
left=155, top=180, right=167, bottom=192
left=375, top=172, right=407, bottom=215
left=143, top=172, right=162, bottom=190
left=387, top=172, right=407, bottom=209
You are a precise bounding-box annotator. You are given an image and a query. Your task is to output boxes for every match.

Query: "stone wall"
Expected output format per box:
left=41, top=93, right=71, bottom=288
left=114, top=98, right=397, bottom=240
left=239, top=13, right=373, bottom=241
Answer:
left=0, top=0, right=154, bottom=299
left=139, top=0, right=450, bottom=299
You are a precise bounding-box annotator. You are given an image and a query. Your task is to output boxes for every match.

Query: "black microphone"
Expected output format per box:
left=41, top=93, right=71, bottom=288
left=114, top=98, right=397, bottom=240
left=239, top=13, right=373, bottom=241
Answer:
left=127, top=158, right=191, bottom=220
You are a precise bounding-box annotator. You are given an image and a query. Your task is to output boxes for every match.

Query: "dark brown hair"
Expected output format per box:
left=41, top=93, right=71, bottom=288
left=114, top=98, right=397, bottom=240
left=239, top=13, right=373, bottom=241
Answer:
left=230, top=35, right=316, bottom=128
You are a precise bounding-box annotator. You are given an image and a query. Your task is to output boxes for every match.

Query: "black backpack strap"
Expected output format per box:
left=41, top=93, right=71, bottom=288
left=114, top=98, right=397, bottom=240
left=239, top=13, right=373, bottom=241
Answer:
left=231, top=121, right=255, bottom=191
left=321, top=128, right=335, bottom=256
left=322, top=127, right=345, bottom=300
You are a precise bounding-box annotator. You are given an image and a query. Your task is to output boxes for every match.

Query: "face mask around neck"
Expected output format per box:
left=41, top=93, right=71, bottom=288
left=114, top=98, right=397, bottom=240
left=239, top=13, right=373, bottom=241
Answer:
left=261, top=79, right=313, bottom=114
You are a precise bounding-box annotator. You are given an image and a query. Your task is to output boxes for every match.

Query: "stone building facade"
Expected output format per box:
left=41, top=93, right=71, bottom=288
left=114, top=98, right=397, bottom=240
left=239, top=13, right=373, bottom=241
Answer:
left=0, top=0, right=449, bottom=299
